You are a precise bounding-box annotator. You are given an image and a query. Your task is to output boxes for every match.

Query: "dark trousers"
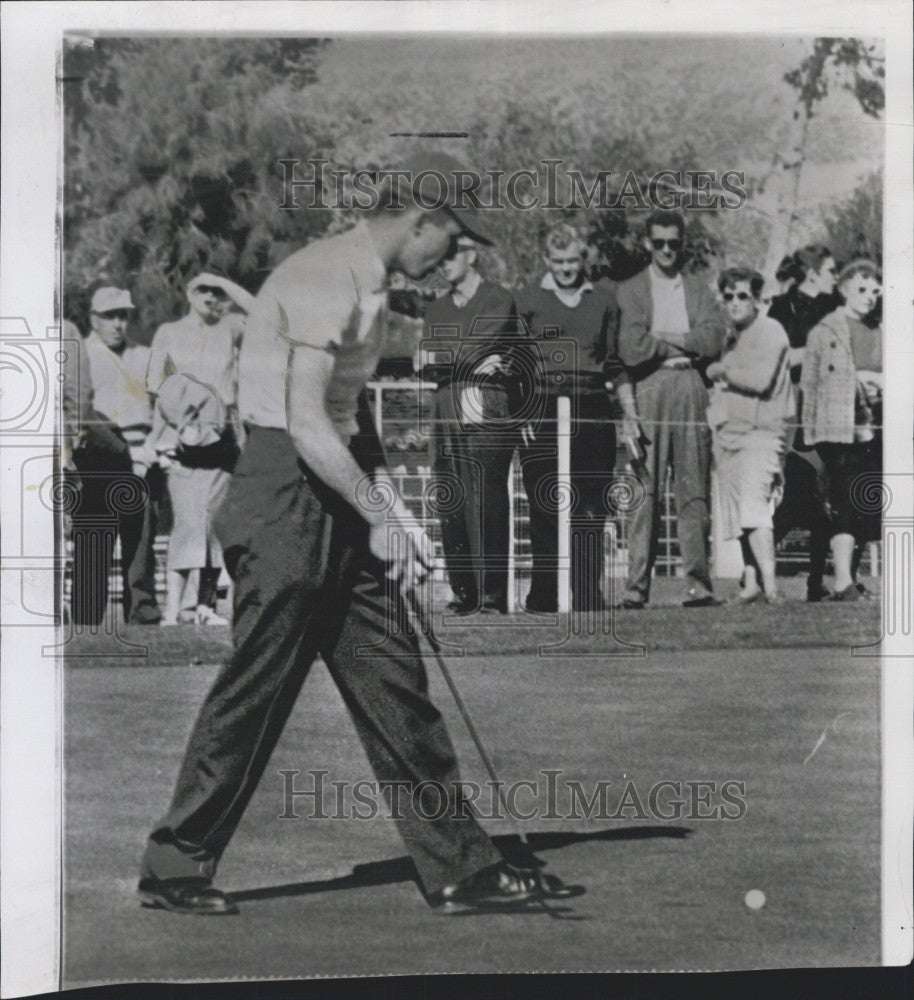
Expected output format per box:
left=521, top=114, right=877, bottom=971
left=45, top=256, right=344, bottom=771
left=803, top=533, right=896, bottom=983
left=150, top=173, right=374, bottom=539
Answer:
left=772, top=450, right=832, bottom=590
left=519, top=392, right=616, bottom=611
left=623, top=367, right=713, bottom=603
left=816, top=440, right=882, bottom=544
left=431, top=388, right=515, bottom=609
left=141, top=427, right=500, bottom=895
left=70, top=447, right=161, bottom=626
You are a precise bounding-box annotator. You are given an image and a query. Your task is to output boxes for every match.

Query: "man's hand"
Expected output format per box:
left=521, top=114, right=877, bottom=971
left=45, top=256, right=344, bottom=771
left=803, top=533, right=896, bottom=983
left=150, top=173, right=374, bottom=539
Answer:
left=132, top=460, right=149, bottom=479
left=520, top=423, right=537, bottom=447
left=705, top=361, right=727, bottom=383
left=621, top=414, right=642, bottom=444
left=368, top=503, right=434, bottom=587
left=857, top=370, right=883, bottom=403
left=366, top=470, right=434, bottom=587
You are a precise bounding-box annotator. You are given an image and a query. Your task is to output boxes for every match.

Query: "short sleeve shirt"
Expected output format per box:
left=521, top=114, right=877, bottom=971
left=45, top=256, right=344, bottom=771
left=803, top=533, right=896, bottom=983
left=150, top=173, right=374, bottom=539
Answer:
left=238, top=221, right=388, bottom=443
left=83, top=333, right=152, bottom=430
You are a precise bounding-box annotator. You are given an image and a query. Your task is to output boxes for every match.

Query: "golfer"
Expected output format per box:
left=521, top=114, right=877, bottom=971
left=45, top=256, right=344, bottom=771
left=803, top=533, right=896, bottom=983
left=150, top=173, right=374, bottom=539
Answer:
left=138, top=154, right=553, bottom=915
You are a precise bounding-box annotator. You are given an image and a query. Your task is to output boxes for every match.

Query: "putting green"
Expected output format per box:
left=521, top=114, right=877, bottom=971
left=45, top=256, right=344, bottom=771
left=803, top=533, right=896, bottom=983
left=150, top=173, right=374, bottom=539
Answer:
left=64, top=637, right=879, bottom=982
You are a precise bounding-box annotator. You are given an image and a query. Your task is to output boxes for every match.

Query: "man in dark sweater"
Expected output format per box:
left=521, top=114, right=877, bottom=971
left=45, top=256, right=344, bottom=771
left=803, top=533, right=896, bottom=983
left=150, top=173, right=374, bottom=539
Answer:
left=418, top=236, right=521, bottom=614
left=515, top=222, right=637, bottom=613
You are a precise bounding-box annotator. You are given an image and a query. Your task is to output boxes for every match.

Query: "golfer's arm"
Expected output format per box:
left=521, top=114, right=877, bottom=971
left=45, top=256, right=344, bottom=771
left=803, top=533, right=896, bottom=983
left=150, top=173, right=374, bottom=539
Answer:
left=286, top=345, right=386, bottom=527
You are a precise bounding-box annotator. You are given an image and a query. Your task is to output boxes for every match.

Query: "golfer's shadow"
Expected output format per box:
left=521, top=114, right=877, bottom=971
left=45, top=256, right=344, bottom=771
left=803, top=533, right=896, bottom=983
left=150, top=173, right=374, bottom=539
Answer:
left=231, top=825, right=691, bottom=907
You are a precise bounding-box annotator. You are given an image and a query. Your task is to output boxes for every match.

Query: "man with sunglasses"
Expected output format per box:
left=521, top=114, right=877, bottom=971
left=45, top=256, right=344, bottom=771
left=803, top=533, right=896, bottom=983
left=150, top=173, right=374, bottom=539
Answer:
left=417, top=235, right=521, bottom=615
left=616, top=210, right=728, bottom=608
left=70, top=286, right=162, bottom=625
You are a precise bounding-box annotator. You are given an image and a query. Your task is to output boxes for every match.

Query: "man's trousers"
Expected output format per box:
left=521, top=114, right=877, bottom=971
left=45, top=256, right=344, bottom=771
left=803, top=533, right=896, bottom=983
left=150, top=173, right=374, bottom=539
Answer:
left=431, top=387, right=515, bottom=610
left=70, top=446, right=161, bottom=626
left=623, top=366, right=714, bottom=603
left=141, top=426, right=501, bottom=896
left=519, top=391, right=616, bottom=611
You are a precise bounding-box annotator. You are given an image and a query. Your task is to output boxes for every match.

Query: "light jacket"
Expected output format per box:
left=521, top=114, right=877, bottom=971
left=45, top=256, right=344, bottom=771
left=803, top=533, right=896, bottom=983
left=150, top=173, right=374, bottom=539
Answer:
left=708, top=313, right=794, bottom=436
left=801, top=310, right=879, bottom=445
left=617, top=266, right=727, bottom=378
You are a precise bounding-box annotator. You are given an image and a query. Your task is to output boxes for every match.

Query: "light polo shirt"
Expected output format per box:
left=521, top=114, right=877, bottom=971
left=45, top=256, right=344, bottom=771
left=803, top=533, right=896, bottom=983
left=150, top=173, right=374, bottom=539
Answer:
left=238, top=221, right=388, bottom=444
left=83, top=332, right=152, bottom=432
left=648, top=264, right=690, bottom=348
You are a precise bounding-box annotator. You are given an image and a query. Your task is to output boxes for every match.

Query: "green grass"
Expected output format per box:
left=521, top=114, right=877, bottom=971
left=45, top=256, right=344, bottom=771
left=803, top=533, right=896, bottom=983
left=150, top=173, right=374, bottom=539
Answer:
left=63, top=585, right=881, bottom=981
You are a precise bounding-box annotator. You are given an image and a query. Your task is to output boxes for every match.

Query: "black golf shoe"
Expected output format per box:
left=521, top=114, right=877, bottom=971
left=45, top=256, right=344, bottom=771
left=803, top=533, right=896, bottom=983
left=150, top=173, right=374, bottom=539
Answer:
left=137, top=877, right=239, bottom=915
left=430, top=862, right=546, bottom=912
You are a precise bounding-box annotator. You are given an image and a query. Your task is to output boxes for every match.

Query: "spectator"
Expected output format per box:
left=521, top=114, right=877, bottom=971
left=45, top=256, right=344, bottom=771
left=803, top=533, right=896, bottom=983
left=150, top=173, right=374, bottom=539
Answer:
left=417, top=235, right=521, bottom=615
left=617, top=210, right=728, bottom=608
left=801, top=259, right=882, bottom=602
left=767, top=245, right=841, bottom=601
left=146, top=273, right=253, bottom=626
left=515, top=222, right=637, bottom=613
left=706, top=269, right=794, bottom=603
left=69, top=288, right=162, bottom=625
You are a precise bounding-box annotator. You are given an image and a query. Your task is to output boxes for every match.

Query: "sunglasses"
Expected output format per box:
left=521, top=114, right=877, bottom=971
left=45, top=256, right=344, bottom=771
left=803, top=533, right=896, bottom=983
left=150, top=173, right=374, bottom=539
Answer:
left=651, top=238, right=683, bottom=252
left=95, top=309, right=132, bottom=321
left=722, top=291, right=753, bottom=302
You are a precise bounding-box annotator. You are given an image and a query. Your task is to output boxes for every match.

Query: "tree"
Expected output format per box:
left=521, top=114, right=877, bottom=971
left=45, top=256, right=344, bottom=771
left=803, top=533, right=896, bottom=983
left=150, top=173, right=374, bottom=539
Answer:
left=761, top=38, right=884, bottom=279
left=818, top=170, right=883, bottom=268
left=64, top=38, right=329, bottom=339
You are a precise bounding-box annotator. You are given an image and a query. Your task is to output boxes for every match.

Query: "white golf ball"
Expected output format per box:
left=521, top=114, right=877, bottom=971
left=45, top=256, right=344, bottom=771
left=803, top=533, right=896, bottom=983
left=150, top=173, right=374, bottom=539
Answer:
left=744, top=889, right=766, bottom=910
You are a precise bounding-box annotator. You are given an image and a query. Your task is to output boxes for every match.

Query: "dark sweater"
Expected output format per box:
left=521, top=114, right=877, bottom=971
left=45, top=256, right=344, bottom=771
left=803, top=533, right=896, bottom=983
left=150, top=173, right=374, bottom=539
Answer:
left=768, top=287, right=841, bottom=382
left=420, top=279, right=518, bottom=386
left=514, top=278, right=625, bottom=389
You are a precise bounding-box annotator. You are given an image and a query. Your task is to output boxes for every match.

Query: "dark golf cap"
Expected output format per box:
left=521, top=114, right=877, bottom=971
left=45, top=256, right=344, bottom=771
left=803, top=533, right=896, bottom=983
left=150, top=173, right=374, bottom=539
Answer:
left=399, top=151, right=496, bottom=246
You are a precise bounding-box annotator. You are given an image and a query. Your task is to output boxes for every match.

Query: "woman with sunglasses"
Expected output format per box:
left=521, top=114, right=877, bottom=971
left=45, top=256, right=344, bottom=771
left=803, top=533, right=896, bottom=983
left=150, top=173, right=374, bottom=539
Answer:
left=706, top=268, right=794, bottom=603
left=146, top=272, right=255, bottom=626
left=800, top=260, right=883, bottom=601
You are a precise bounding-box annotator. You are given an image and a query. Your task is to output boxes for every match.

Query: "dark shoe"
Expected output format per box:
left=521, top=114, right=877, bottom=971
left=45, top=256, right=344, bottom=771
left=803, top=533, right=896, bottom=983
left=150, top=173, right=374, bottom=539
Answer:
left=137, top=877, right=239, bottom=915
left=431, top=863, right=545, bottom=912
left=614, top=597, right=645, bottom=610
left=806, top=583, right=832, bottom=603
left=855, top=583, right=875, bottom=599
left=521, top=595, right=557, bottom=614
left=830, top=584, right=862, bottom=603
left=682, top=593, right=724, bottom=608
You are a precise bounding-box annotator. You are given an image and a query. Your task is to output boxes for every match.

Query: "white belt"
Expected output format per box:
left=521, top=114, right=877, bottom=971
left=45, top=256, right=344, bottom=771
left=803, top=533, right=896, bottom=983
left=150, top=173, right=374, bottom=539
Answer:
left=662, top=357, right=692, bottom=370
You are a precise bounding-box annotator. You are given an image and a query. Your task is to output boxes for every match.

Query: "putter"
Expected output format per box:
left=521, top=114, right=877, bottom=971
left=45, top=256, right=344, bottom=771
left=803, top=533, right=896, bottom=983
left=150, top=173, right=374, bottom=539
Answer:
left=403, top=582, right=581, bottom=916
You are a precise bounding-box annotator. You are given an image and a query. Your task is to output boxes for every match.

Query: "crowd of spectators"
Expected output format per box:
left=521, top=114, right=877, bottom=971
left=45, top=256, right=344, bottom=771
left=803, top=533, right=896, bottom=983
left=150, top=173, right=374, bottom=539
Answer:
left=62, top=210, right=883, bottom=624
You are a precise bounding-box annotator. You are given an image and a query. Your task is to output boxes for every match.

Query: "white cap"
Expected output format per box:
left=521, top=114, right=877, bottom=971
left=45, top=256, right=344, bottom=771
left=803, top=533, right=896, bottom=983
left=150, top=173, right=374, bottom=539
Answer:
left=90, top=287, right=135, bottom=313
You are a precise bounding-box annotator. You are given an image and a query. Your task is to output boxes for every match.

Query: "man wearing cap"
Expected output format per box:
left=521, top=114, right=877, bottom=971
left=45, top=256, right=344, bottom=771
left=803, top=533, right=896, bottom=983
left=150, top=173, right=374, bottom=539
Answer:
left=147, top=273, right=254, bottom=626
left=417, top=235, right=522, bottom=615
left=616, top=210, right=728, bottom=609
left=69, top=287, right=161, bottom=626
left=138, top=155, right=561, bottom=916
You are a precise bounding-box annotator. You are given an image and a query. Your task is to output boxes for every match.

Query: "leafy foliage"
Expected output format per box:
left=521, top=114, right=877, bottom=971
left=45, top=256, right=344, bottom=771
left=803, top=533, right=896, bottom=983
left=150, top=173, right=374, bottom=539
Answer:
left=783, top=38, right=884, bottom=120
left=818, top=171, right=883, bottom=268
left=64, top=37, right=329, bottom=338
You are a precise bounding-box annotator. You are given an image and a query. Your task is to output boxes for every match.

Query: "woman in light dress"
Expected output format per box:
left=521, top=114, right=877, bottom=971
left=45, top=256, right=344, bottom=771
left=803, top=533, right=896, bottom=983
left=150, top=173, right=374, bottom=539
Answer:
left=147, top=273, right=253, bottom=625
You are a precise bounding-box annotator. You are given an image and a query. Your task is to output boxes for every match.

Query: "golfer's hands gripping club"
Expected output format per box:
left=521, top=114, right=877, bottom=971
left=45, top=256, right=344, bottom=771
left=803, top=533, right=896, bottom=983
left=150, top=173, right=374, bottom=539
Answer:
left=367, top=471, right=434, bottom=588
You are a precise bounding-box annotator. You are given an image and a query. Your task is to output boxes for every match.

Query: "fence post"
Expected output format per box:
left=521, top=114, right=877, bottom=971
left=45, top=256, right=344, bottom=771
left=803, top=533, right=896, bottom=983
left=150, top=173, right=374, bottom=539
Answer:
left=557, top=395, right=571, bottom=613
